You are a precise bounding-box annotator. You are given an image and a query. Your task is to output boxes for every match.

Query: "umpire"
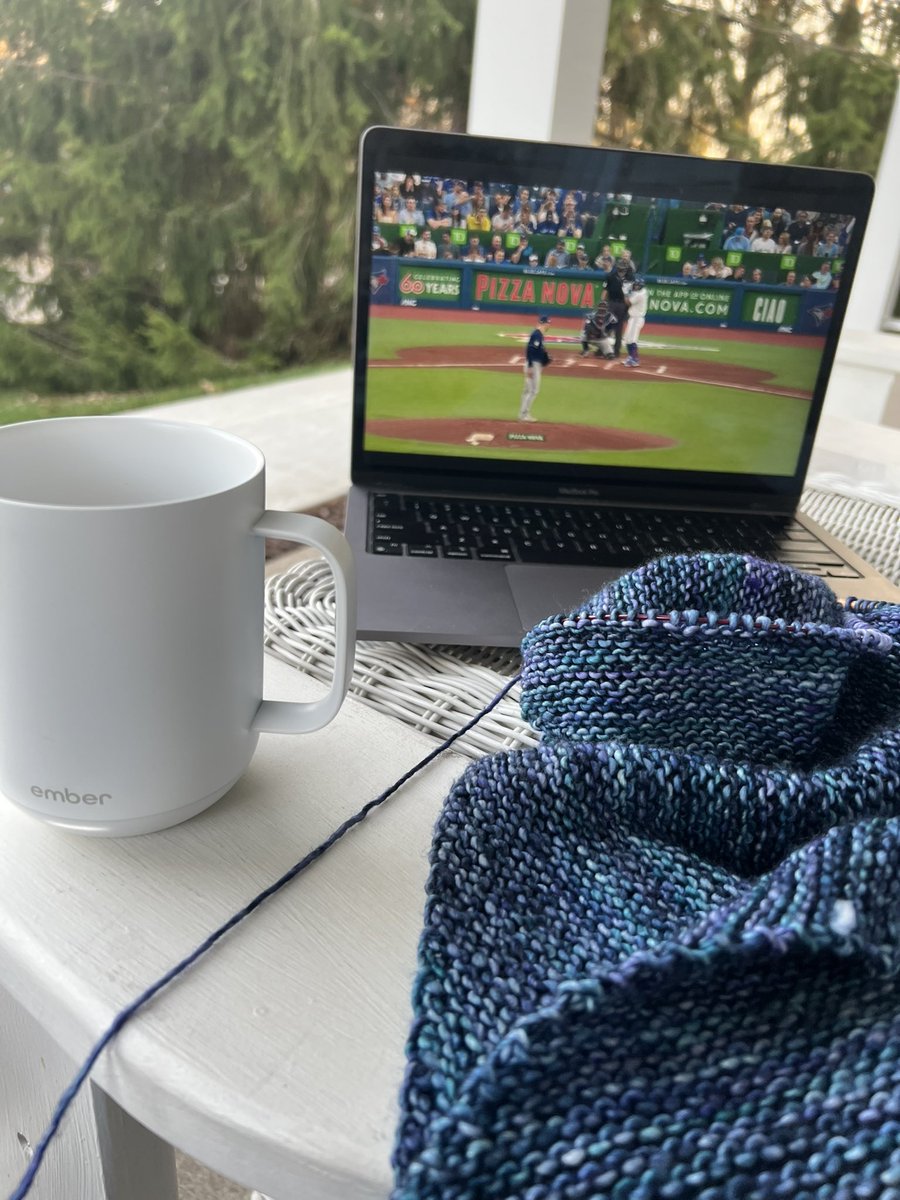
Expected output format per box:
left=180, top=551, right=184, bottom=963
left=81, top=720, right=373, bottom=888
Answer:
left=604, top=259, right=630, bottom=358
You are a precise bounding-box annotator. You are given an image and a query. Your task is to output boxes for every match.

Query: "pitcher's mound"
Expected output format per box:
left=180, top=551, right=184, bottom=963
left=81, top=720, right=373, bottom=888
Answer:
left=367, top=418, right=677, bottom=452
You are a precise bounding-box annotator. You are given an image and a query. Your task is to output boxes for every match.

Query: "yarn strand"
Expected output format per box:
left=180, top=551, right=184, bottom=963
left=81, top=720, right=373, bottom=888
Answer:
left=7, top=672, right=521, bottom=1200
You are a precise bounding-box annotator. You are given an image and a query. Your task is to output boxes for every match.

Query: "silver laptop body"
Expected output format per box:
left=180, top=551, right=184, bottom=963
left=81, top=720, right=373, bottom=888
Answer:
left=346, top=127, right=894, bottom=647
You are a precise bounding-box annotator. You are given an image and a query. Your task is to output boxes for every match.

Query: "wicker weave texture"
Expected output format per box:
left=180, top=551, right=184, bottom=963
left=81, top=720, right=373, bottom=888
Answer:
left=265, top=563, right=532, bottom=760
left=801, top=487, right=900, bottom=585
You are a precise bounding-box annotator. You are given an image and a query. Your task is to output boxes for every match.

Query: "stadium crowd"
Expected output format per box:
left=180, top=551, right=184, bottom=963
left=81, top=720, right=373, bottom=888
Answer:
left=372, top=172, right=855, bottom=290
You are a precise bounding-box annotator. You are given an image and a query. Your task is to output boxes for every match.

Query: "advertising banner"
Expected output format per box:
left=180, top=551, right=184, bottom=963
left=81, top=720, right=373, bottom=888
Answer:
left=740, top=290, right=800, bottom=327
left=472, top=271, right=599, bottom=311
left=646, top=283, right=732, bottom=321
left=370, top=257, right=830, bottom=335
left=398, top=265, right=461, bottom=303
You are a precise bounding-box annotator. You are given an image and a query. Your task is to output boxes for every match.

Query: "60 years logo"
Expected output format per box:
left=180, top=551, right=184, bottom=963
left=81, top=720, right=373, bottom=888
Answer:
left=398, top=268, right=460, bottom=301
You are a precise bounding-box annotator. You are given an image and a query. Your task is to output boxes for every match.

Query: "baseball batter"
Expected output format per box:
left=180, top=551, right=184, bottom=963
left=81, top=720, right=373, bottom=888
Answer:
left=623, top=277, right=648, bottom=367
left=519, top=315, right=552, bottom=422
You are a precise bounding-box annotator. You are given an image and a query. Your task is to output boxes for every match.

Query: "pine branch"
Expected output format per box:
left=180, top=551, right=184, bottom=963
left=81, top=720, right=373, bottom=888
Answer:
left=660, top=0, right=899, bottom=63
left=0, top=59, right=111, bottom=87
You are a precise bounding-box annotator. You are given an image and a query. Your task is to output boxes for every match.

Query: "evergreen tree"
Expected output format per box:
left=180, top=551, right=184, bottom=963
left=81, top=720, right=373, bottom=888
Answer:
left=0, top=0, right=476, bottom=392
left=789, top=0, right=900, bottom=172
left=599, top=0, right=900, bottom=171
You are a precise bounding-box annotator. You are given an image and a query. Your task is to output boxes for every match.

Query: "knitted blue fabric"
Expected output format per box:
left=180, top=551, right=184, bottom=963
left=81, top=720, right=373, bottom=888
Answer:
left=393, top=555, right=900, bottom=1200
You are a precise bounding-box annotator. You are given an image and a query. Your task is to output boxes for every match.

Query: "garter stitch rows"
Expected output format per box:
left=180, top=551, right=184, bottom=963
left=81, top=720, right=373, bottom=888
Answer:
left=393, top=555, right=900, bottom=1200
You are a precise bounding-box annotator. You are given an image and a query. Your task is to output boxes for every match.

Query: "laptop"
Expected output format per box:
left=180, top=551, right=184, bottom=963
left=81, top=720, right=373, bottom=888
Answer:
left=346, top=125, right=896, bottom=647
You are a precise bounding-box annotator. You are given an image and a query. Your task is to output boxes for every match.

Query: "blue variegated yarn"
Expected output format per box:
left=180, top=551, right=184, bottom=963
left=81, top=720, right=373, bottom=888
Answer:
left=393, top=555, right=900, bottom=1200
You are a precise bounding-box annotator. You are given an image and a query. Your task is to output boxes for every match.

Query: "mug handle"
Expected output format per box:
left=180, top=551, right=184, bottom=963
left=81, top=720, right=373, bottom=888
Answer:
left=250, top=511, right=356, bottom=734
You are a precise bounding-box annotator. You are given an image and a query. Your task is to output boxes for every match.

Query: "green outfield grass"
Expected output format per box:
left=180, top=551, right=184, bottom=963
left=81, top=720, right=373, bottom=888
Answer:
left=365, top=367, right=809, bottom=473
left=365, top=314, right=817, bottom=475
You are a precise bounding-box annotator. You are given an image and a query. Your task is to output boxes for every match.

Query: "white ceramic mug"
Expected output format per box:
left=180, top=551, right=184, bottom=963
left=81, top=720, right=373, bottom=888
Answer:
left=0, top=416, right=356, bottom=836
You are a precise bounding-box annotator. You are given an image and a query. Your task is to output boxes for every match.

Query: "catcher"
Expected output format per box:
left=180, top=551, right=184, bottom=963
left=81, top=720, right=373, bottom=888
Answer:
left=580, top=299, right=617, bottom=359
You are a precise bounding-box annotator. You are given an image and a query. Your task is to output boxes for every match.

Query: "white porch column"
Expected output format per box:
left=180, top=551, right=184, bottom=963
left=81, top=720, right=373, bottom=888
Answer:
left=467, top=0, right=610, bottom=145
left=827, top=78, right=900, bottom=425
left=844, top=77, right=900, bottom=334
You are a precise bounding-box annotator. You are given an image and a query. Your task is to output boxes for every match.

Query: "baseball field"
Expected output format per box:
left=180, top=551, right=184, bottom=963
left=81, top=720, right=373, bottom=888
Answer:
left=364, top=305, right=823, bottom=475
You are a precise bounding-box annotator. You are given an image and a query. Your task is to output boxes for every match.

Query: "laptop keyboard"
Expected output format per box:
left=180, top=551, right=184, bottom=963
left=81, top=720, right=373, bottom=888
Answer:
left=368, top=493, right=862, bottom=579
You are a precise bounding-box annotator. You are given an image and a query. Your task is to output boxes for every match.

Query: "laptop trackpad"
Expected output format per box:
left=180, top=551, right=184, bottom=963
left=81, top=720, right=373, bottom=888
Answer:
left=506, top=564, right=622, bottom=632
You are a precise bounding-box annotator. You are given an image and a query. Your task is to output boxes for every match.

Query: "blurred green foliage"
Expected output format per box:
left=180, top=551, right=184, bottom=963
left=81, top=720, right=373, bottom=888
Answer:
left=600, top=0, right=900, bottom=171
left=0, top=0, right=476, bottom=393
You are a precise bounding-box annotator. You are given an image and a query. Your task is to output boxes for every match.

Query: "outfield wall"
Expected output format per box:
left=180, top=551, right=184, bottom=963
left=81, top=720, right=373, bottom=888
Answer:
left=369, top=256, right=837, bottom=335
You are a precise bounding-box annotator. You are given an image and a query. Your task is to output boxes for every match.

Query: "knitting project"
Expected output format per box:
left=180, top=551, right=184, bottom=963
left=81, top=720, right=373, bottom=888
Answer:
left=393, top=554, right=900, bottom=1200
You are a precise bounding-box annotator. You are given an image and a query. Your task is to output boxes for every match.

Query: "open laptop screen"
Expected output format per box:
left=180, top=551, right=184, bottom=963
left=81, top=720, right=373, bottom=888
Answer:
left=353, top=127, right=873, bottom=503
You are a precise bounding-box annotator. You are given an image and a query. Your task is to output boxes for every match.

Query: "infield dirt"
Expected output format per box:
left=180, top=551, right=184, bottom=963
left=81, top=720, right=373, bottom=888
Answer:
left=370, top=345, right=812, bottom=401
